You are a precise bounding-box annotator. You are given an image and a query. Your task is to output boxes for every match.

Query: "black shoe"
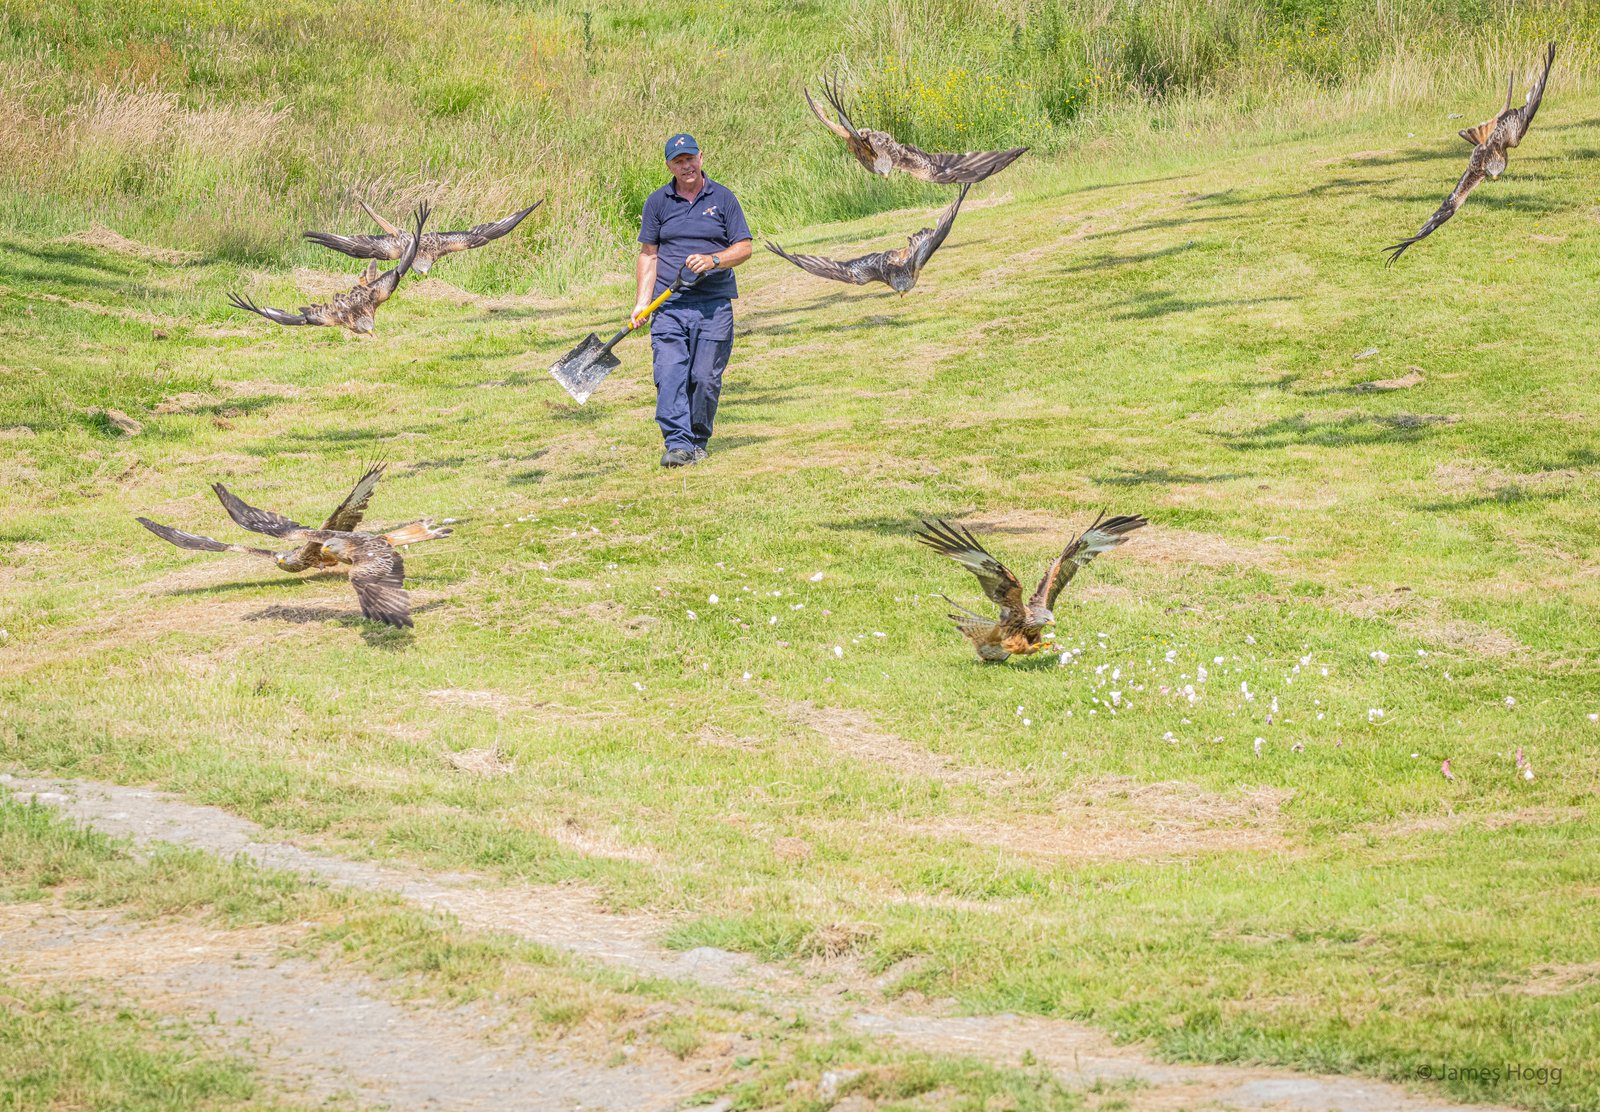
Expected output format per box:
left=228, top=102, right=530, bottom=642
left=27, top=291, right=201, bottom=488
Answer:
left=660, top=448, right=694, bottom=467
left=689, top=447, right=709, bottom=463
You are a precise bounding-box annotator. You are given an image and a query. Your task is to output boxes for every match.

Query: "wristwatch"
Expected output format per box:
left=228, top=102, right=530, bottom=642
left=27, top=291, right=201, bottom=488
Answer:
left=710, top=254, right=721, bottom=268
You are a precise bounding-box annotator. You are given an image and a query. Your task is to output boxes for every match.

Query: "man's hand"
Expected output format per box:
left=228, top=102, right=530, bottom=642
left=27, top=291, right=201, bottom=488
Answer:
left=685, top=253, right=717, bottom=275
left=630, top=301, right=652, bottom=330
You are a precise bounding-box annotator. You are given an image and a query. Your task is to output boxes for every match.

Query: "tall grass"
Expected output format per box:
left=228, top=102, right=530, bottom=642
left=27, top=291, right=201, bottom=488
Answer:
left=1, top=0, right=1596, bottom=291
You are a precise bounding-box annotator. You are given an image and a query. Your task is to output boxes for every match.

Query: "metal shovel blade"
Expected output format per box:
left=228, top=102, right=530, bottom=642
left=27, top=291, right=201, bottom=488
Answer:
left=548, top=334, right=620, bottom=405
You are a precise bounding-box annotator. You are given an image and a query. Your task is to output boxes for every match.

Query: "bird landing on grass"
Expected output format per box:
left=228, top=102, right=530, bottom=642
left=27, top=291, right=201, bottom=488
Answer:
left=914, top=512, right=1147, bottom=662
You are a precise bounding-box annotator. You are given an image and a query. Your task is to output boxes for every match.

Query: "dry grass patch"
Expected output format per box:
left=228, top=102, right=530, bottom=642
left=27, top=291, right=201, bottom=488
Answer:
left=1518, top=962, right=1600, bottom=996
left=443, top=743, right=516, bottom=777
left=1358, top=806, right=1588, bottom=840
left=903, top=776, right=1291, bottom=862
left=785, top=700, right=988, bottom=786
left=1126, top=525, right=1273, bottom=568
left=426, top=688, right=532, bottom=714
left=0, top=903, right=305, bottom=986
left=540, top=815, right=658, bottom=865
left=1337, top=587, right=1525, bottom=657
left=57, top=224, right=198, bottom=265
left=1355, top=368, right=1424, bottom=391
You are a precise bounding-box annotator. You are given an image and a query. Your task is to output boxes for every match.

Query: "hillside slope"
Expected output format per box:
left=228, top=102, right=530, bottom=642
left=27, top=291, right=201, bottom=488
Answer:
left=3, top=78, right=1600, bottom=1109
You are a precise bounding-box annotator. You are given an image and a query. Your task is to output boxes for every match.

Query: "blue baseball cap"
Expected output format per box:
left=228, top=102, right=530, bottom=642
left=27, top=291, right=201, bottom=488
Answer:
left=664, top=133, right=699, bottom=160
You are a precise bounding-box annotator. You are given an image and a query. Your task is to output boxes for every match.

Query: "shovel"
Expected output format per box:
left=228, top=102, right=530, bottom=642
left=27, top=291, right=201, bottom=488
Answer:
left=549, top=263, right=701, bottom=404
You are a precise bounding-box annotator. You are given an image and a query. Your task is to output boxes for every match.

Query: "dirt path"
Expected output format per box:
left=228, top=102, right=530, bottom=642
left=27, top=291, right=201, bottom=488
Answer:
left=0, top=903, right=702, bottom=1111
left=3, top=774, right=1517, bottom=1112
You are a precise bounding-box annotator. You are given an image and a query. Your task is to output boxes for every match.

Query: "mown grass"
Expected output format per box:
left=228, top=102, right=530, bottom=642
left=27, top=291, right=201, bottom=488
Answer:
left=6, top=4, right=1600, bottom=1109
left=5, top=86, right=1600, bottom=1103
left=1, top=0, right=1598, bottom=290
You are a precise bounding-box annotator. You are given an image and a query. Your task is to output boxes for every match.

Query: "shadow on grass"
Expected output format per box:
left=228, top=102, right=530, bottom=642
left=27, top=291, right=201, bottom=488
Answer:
left=1060, top=172, right=1192, bottom=197
left=1082, top=211, right=1248, bottom=244
left=748, top=305, right=913, bottom=338
left=720, top=385, right=804, bottom=410
left=243, top=599, right=449, bottom=646
left=406, top=455, right=469, bottom=472
left=475, top=305, right=574, bottom=323
left=703, top=433, right=774, bottom=455
left=820, top=514, right=922, bottom=535
left=544, top=400, right=609, bottom=423
left=171, top=393, right=285, bottom=418
left=739, top=293, right=852, bottom=325
left=1414, top=487, right=1566, bottom=513
left=1384, top=191, right=1567, bottom=219
left=1, top=253, right=171, bottom=304
left=1054, top=240, right=1204, bottom=275
left=1215, top=412, right=1458, bottom=451
left=165, top=576, right=322, bottom=598
left=262, top=425, right=446, bottom=451
left=1110, top=293, right=1294, bottom=321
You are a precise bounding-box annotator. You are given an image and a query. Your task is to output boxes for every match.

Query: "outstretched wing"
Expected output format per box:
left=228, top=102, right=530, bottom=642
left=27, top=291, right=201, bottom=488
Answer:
left=369, top=203, right=430, bottom=299
left=765, top=241, right=881, bottom=285
left=227, top=293, right=309, bottom=326
left=135, top=516, right=273, bottom=558
left=320, top=461, right=387, bottom=532
left=1032, top=513, right=1149, bottom=610
left=908, top=183, right=970, bottom=270
left=300, top=198, right=408, bottom=260
left=212, top=484, right=306, bottom=538
left=301, top=229, right=406, bottom=261
left=347, top=536, right=412, bottom=628
left=893, top=142, right=1028, bottom=185
left=1382, top=157, right=1488, bottom=265
left=914, top=519, right=1024, bottom=615
left=433, top=201, right=543, bottom=253
left=1503, top=40, right=1556, bottom=146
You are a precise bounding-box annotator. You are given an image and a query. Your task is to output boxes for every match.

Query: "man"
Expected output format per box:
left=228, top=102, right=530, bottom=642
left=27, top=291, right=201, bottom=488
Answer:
left=633, top=133, right=752, bottom=467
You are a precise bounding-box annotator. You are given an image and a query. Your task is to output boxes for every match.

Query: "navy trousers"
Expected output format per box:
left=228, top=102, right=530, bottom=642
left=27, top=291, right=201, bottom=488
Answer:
left=649, top=299, right=733, bottom=451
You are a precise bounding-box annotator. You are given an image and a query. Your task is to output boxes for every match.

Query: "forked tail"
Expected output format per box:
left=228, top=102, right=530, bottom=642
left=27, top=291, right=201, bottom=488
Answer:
left=380, top=519, right=452, bottom=547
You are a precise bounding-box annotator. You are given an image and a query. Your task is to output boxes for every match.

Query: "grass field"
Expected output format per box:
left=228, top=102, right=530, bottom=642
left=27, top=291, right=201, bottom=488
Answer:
left=5, top=8, right=1600, bottom=1110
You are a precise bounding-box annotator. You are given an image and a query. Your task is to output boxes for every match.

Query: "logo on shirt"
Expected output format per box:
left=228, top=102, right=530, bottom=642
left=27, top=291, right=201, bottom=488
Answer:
left=702, top=206, right=718, bottom=216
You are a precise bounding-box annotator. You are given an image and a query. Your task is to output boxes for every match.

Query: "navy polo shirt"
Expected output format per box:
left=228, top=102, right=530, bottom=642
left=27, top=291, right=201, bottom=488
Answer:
left=638, top=176, right=751, bottom=303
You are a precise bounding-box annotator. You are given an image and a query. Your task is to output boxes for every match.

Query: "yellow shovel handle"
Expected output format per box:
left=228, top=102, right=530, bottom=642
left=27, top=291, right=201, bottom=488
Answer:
left=630, top=284, right=677, bottom=331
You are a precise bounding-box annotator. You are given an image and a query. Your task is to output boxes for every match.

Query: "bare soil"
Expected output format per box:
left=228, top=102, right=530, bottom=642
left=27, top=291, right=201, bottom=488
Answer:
left=0, top=903, right=702, bottom=1111
left=2, top=774, right=1523, bottom=1111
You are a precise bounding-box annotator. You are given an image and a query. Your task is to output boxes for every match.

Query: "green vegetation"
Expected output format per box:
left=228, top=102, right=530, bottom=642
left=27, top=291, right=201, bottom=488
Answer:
left=0, top=987, right=286, bottom=1112
left=4, top=1, right=1600, bottom=1109
left=1, top=0, right=1596, bottom=288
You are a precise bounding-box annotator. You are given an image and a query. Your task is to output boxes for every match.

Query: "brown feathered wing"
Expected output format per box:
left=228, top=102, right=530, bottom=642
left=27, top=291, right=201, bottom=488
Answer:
left=1502, top=41, right=1557, bottom=147
left=136, top=517, right=273, bottom=558
left=914, top=519, right=1025, bottom=617
left=1382, top=156, right=1488, bottom=265
left=1030, top=513, right=1150, bottom=610
left=321, top=462, right=387, bottom=532
left=347, top=537, right=412, bottom=628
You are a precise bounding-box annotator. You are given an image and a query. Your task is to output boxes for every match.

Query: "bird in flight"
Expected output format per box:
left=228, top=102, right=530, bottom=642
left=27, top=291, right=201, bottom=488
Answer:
left=806, top=75, right=1027, bottom=184
left=1383, top=42, right=1556, bottom=265
left=304, top=198, right=542, bottom=277
left=914, top=512, right=1148, bottom=662
left=766, top=183, right=969, bottom=294
left=136, top=463, right=449, bottom=628
left=227, top=204, right=430, bottom=334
